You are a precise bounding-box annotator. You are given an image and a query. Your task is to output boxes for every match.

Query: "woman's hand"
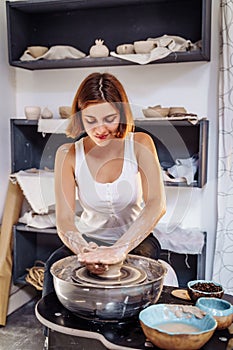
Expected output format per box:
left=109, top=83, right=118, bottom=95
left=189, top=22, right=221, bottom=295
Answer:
left=78, top=245, right=126, bottom=275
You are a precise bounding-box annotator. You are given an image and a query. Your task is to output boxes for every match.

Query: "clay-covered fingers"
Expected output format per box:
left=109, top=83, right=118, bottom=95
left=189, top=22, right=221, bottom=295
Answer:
left=78, top=246, right=126, bottom=265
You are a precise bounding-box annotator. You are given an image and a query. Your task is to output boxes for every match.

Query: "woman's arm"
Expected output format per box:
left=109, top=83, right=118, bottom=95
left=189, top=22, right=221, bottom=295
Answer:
left=114, top=132, right=166, bottom=253
left=54, top=143, right=88, bottom=254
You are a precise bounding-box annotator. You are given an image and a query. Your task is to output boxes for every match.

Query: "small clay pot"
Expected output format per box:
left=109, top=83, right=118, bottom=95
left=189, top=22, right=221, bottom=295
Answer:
left=134, top=40, right=155, bottom=54
left=41, top=107, right=53, bottom=119
left=59, top=106, right=72, bottom=119
left=116, top=44, right=134, bottom=55
left=27, top=46, right=48, bottom=58
left=24, top=106, right=41, bottom=120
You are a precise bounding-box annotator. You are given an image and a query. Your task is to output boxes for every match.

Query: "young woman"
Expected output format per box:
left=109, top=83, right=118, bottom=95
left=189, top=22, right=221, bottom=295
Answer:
left=43, top=72, right=166, bottom=296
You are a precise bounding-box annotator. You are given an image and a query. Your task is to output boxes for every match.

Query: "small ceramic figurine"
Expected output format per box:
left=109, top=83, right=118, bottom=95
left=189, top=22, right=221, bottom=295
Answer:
left=41, top=107, right=53, bottom=119
left=59, top=106, right=72, bottom=119
left=89, top=39, right=109, bottom=58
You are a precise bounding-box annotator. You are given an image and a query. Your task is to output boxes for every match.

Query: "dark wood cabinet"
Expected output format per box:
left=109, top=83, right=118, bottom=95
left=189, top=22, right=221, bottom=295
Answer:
left=6, top=0, right=212, bottom=70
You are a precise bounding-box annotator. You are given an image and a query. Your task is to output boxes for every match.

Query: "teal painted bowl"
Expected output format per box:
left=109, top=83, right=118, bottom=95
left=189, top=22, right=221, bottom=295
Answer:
left=139, top=304, right=217, bottom=350
left=196, top=297, right=233, bottom=330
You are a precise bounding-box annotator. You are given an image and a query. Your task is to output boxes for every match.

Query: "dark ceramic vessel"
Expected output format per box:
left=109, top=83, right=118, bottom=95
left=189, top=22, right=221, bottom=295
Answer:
left=187, top=280, right=224, bottom=302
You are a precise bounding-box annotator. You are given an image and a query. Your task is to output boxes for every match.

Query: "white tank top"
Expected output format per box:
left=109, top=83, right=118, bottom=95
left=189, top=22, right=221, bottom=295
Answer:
left=74, top=132, right=143, bottom=244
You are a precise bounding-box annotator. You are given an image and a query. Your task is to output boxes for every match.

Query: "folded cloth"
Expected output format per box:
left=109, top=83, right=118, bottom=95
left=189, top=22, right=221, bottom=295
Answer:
left=110, top=34, right=197, bottom=65
left=161, top=169, right=186, bottom=184
left=154, top=223, right=205, bottom=255
left=136, top=115, right=199, bottom=125
left=18, top=210, right=56, bottom=229
left=38, top=118, right=69, bottom=134
left=20, top=45, right=86, bottom=61
left=10, top=169, right=55, bottom=214
left=167, top=155, right=198, bottom=185
left=148, top=35, right=195, bottom=52
left=111, top=46, right=171, bottom=65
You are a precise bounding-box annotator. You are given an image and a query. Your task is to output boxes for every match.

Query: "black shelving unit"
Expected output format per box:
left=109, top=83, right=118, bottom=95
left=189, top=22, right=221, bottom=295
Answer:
left=13, top=224, right=62, bottom=284
left=6, top=0, right=211, bottom=70
left=11, top=118, right=208, bottom=284
left=135, top=118, right=209, bottom=188
left=11, top=118, right=209, bottom=187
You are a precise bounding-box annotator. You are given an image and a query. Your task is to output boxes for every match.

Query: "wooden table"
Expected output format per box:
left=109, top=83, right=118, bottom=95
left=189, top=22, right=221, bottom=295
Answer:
left=35, top=286, right=233, bottom=350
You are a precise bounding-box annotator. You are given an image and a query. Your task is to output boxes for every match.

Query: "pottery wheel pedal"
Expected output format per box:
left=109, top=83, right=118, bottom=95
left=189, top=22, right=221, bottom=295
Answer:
left=71, top=264, right=147, bottom=286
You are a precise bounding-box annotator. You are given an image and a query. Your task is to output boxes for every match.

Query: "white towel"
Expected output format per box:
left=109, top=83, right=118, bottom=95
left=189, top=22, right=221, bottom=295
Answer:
left=154, top=223, right=205, bottom=254
left=110, top=46, right=171, bottom=65
left=110, top=35, right=197, bottom=65
left=18, top=210, right=56, bottom=229
left=10, top=169, right=55, bottom=214
left=20, top=45, right=86, bottom=61
left=167, top=156, right=198, bottom=185
left=38, top=118, right=69, bottom=134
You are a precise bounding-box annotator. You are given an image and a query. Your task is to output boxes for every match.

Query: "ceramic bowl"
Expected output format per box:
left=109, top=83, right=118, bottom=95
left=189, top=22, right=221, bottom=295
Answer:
left=187, top=280, right=224, bottom=302
left=116, top=44, right=134, bottom=55
left=196, top=297, right=233, bottom=330
left=59, top=106, right=72, bottom=119
left=51, top=254, right=166, bottom=321
left=27, top=46, right=48, bottom=58
left=169, top=107, right=187, bottom=116
left=133, top=40, right=155, bottom=54
left=143, top=107, right=169, bottom=118
left=24, top=106, right=41, bottom=120
left=139, top=304, right=217, bottom=350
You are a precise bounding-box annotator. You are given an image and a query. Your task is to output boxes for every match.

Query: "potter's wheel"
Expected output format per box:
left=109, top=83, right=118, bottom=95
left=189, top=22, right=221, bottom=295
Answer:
left=72, top=265, right=147, bottom=286
left=51, top=255, right=166, bottom=320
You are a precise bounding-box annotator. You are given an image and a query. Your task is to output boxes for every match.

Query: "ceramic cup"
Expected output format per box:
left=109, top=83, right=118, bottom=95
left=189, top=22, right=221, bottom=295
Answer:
left=116, top=44, right=134, bottom=55
left=24, top=106, right=41, bottom=120
left=27, top=46, right=48, bottom=58
left=133, top=40, right=155, bottom=54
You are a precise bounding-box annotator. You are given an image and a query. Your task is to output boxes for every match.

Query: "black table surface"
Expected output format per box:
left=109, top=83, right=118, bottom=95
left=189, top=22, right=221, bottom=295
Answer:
left=36, top=286, right=233, bottom=350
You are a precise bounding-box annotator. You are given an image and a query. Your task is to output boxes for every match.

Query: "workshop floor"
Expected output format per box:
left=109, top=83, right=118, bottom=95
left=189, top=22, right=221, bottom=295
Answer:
left=0, top=296, right=107, bottom=350
left=0, top=295, right=45, bottom=350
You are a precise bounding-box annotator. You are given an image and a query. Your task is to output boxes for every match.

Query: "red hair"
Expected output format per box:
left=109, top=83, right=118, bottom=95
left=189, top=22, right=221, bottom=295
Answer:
left=66, top=72, right=134, bottom=138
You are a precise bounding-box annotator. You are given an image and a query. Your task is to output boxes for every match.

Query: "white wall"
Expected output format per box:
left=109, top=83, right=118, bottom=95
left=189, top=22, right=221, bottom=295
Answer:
left=2, top=1, right=220, bottom=279
left=0, top=1, right=16, bottom=217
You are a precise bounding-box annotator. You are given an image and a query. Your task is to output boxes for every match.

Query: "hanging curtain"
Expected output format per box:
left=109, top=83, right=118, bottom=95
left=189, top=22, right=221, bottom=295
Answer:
left=213, top=1, right=233, bottom=295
